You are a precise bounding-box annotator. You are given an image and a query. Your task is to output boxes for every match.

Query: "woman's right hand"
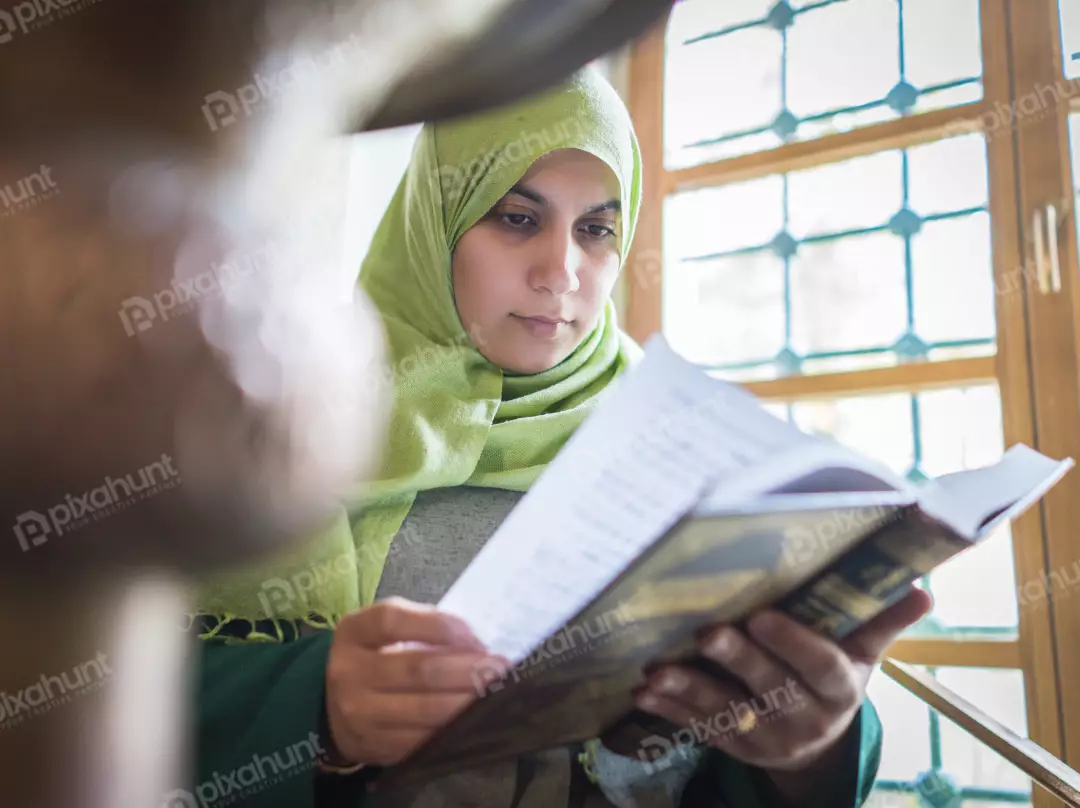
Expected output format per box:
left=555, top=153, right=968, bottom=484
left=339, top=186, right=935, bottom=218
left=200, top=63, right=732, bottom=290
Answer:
left=324, top=596, right=507, bottom=768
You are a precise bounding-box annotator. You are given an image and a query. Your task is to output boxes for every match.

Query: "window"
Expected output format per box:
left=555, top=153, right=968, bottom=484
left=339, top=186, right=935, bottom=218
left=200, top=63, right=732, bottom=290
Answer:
left=626, top=1, right=1080, bottom=804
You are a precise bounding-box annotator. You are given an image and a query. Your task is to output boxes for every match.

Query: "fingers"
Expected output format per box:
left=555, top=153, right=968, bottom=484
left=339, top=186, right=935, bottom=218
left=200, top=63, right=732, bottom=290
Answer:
left=637, top=666, right=762, bottom=736
left=356, top=690, right=477, bottom=729
left=367, top=647, right=510, bottom=693
left=329, top=726, right=432, bottom=768
left=698, top=625, right=790, bottom=699
left=325, top=603, right=493, bottom=768
left=339, top=597, right=487, bottom=651
left=740, top=612, right=860, bottom=706
left=840, top=586, right=934, bottom=662
left=627, top=603, right=908, bottom=774
left=635, top=687, right=742, bottom=744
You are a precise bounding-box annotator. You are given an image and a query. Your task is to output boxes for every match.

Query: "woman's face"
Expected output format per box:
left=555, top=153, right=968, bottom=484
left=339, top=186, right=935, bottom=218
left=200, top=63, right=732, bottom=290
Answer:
left=451, top=148, right=623, bottom=375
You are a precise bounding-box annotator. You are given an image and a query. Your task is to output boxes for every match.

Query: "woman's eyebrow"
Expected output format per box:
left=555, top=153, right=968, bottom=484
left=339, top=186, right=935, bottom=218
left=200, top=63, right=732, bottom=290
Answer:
left=585, top=199, right=620, bottom=214
left=505, top=184, right=620, bottom=214
left=507, top=183, right=547, bottom=205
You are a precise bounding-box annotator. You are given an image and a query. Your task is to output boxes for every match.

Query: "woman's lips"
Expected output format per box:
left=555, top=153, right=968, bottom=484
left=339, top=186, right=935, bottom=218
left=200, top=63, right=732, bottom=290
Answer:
left=512, top=314, right=569, bottom=339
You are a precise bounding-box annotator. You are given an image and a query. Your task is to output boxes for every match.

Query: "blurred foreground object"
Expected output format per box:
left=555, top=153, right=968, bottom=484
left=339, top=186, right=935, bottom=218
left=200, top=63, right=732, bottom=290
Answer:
left=0, top=0, right=674, bottom=806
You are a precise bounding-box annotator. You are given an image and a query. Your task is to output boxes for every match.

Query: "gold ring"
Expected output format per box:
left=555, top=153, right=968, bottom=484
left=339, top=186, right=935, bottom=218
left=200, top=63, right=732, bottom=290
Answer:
left=736, top=709, right=758, bottom=734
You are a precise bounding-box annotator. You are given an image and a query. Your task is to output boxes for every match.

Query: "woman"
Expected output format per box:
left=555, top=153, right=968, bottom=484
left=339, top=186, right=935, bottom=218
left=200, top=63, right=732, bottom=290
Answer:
left=188, top=68, right=932, bottom=808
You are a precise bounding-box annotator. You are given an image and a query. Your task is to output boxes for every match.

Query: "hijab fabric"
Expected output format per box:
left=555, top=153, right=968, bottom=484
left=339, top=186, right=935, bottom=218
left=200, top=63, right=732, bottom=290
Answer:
left=193, top=68, right=643, bottom=640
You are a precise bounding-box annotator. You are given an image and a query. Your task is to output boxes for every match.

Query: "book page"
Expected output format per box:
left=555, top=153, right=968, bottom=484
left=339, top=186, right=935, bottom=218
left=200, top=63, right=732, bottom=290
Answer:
left=693, top=439, right=910, bottom=514
left=436, top=335, right=825, bottom=662
left=917, top=444, right=1074, bottom=538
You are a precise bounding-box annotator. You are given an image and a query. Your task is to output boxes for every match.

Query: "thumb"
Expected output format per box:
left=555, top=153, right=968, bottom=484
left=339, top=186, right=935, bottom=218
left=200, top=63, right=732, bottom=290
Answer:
left=840, top=587, right=934, bottom=662
left=342, top=597, right=487, bottom=652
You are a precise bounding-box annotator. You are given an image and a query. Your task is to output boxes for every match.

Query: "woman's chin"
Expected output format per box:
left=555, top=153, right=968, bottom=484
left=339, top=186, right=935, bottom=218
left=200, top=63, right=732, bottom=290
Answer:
left=494, top=344, right=573, bottom=376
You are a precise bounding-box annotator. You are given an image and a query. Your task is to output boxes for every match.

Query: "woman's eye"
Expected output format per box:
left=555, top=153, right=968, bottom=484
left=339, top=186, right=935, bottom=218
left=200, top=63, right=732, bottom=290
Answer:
left=583, top=223, right=616, bottom=239
left=500, top=213, right=535, bottom=228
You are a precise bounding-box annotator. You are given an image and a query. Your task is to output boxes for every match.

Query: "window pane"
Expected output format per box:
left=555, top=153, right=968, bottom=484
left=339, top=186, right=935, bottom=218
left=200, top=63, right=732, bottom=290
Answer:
left=665, top=0, right=985, bottom=168
left=866, top=669, right=932, bottom=784
left=663, top=251, right=786, bottom=366
left=661, top=135, right=995, bottom=380
left=927, top=522, right=1019, bottom=632
left=786, top=0, right=899, bottom=119
left=788, top=151, right=902, bottom=238
left=791, top=393, right=915, bottom=475
left=664, top=26, right=784, bottom=168
left=867, top=667, right=1032, bottom=806
left=903, top=0, right=983, bottom=91
left=908, top=134, right=989, bottom=217
left=911, top=82, right=984, bottom=116
left=911, top=214, right=996, bottom=344
left=667, top=0, right=775, bottom=42
left=918, top=386, right=1004, bottom=475
left=664, top=176, right=784, bottom=259
left=790, top=231, right=908, bottom=355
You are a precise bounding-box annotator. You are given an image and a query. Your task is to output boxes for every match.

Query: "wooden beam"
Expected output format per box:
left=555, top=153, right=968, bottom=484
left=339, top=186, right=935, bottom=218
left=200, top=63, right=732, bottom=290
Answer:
left=625, top=14, right=668, bottom=344
left=885, top=637, right=1021, bottom=669
left=882, top=659, right=1080, bottom=807
left=739, top=356, right=997, bottom=402
left=663, top=102, right=988, bottom=194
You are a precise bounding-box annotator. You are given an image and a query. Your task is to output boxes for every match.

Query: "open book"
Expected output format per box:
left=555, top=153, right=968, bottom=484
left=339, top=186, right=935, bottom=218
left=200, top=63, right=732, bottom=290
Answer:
left=376, top=334, right=1073, bottom=787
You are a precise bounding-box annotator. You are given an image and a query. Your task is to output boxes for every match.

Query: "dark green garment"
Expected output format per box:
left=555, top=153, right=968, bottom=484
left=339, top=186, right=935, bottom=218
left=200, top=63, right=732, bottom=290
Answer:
left=191, top=634, right=884, bottom=807
left=193, top=633, right=337, bottom=807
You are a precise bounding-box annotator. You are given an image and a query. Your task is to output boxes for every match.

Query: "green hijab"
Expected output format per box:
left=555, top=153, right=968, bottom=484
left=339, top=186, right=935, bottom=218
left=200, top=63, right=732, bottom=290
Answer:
left=193, top=68, right=643, bottom=641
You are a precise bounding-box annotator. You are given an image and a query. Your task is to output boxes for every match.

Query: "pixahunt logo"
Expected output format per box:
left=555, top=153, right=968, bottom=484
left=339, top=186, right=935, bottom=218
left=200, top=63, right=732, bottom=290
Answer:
left=257, top=550, right=362, bottom=619
left=472, top=604, right=637, bottom=697
left=160, top=733, right=325, bottom=808
left=637, top=678, right=807, bottom=775
left=0, top=653, right=112, bottom=731
left=13, top=454, right=181, bottom=552
left=118, top=244, right=278, bottom=336
left=256, top=519, right=431, bottom=618
left=431, top=113, right=587, bottom=206
left=0, top=0, right=104, bottom=45
left=200, top=33, right=363, bottom=132
left=0, top=165, right=58, bottom=217
left=781, top=504, right=902, bottom=568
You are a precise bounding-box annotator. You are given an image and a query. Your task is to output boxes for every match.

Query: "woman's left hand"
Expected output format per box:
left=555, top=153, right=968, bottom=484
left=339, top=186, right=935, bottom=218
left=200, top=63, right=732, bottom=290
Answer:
left=634, top=587, right=933, bottom=801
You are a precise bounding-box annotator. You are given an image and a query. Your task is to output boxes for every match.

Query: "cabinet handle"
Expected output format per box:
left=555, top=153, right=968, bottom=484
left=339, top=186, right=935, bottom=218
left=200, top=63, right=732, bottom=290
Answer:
left=1034, top=206, right=1050, bottom=294
left=1047, top=202, right=1062, bottom=294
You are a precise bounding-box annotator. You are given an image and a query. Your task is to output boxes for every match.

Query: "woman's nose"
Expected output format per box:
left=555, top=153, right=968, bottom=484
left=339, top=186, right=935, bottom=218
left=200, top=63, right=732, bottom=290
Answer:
left=530, top=234, right=582, bottom=295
